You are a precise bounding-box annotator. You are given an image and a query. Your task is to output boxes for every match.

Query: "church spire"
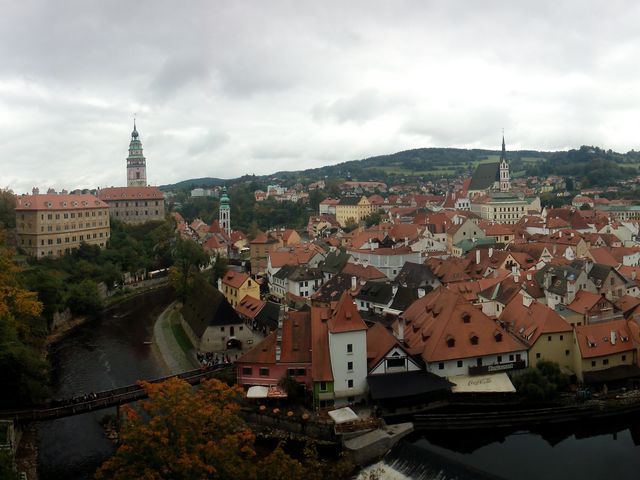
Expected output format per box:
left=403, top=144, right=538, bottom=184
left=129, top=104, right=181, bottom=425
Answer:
left=500, top=129, right=506, bottom=162
left=499, top=131, right=510, bottom=193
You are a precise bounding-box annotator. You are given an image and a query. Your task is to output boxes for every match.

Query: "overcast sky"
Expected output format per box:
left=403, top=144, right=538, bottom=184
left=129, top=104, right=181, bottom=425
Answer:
left=2, top=0, right=640, bottom=193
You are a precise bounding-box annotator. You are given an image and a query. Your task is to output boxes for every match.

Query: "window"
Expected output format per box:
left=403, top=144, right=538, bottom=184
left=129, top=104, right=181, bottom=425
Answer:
left=319, top=381, right=327, bottom=391
left=509, top=354, right=514, bottom=362
left=591, top=360, right=596, bottom=367
left=347, top=344, right=353, bottom=354
left=220, top=326, right=225, bottom=332
left=386, top=358, right=405, bottom=369
left=347, top=361, right=353, bottom=371
left=296, top=368, right=305, bottom=376
left=287, top=368, right=296, bottom=377
left=603, top=359, right=609, bottom=366
left=497, top=355, right=502, bottom=363
left=548, top=336, right=552, bottom=342
left=347, top=379, right=353, bottom=388
left=536, top=353, right=541, bottom=359
left=242, top=367, right=252, bottom=375
left=438, top=362, right=444, bottom=370
left=259, top=368, right=269, bottom=376
left=565, top=350, right=570, bottom=356
left=457, top=360, right=463, bottom=368
left=559, top=335, right=564, bottom=341
left=622, top=355, right=627, bottom=361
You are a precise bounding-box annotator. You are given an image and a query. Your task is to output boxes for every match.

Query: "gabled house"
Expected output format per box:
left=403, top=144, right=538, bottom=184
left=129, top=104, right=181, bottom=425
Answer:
left=396, top=288, right=528, bottom=378
left=535, top=264, right=595, bottom=310
left=218, top=270, right=260, bottom=308
left=500, top=294, right=573, bottom=371
left=566, top=290, right=623, bottom=326
left=583, top=262, right=629, bottom=301
left=236, top=309, right=313, bottom=390
left=573, top=320, right=638, bottom=384
left=477, top=277, right=523, bottom=317
left=366, top=322, right=422, bottom=375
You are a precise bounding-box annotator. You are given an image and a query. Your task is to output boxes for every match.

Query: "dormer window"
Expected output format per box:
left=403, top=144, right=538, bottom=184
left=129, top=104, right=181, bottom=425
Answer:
left=494, top=331, right=503, bottom=342
left=446, top=336, right=455, bottom=348
left=470, top=334, right=479, bottom=345
left=462, top=312, right=471, bottom=323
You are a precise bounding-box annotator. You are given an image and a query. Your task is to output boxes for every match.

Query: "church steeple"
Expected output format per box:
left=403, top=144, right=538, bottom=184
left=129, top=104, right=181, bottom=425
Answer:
left=219, top=186, right=231, bottom=235
left=126, top=119, right=147, bottom=187
left=499, top=131, right=510, bottom=193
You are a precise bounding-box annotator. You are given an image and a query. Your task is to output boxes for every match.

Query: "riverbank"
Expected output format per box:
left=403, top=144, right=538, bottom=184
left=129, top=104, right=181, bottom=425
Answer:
left=152, top=302, right=198, bottom=374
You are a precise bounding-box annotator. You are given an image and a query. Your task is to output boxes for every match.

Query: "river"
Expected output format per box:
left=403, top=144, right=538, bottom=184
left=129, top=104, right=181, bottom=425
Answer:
left=38, top=288, right=173, bottom=480
left=38, top=289, right=640, bottom=479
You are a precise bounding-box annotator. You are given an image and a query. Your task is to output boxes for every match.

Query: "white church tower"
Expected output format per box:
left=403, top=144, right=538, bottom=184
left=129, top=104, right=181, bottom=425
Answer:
left=499, top=133, right=511, bottom=192
left=219, top=187, right=231, bottom=235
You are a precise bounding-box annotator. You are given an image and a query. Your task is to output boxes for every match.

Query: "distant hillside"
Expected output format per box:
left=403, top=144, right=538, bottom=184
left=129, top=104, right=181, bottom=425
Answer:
left=163, top=145, right=640, bottom=191
left=160, top=177, right=227, bottom=191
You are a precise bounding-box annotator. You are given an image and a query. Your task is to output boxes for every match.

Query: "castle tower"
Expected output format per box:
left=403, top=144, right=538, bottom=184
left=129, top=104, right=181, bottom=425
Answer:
left=126, top=120, right=147, bottom=187
left=219, top=187, right=231, bottom=235
left=499, top=133, right=511, bottom=192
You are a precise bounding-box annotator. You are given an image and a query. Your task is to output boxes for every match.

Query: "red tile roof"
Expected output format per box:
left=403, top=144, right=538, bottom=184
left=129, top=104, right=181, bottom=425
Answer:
left=575, top=320, right=634, bottom=358
left=97, top=186, right=164, bottom=200
left=500, top=295, right=572, bottom=346
left=235, top=295, right=266, bottom=319
left=327, top=292, right=367, bottom=333
left=15, top=194, right=108, bottom=211
left=399, top=287, right=525, bottom=362
left=311, top=306, right=334, bottom=381
left=221, top=270, right=251, bottom=289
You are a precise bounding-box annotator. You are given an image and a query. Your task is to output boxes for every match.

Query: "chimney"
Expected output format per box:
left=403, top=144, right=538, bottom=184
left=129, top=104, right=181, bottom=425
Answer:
left=488, top=247, right=494, bottom=258
left=512, top=266, right=520, bottom=283
left=526, top=272, right=532, bottom=281
left=404, top=236, right=408, bottom=247
left=522, top=295, right=533, bottom=307
left=418, top=287, right=426, bottom=298
left=611, top=330, right=616, bottom=345
left=351, top=276, right=357, bottom=291
left=397, top=317, right=405, bottom=343
left=476, top=249, right=481, bottom=265
left=559, top=231, right=563, bottom=238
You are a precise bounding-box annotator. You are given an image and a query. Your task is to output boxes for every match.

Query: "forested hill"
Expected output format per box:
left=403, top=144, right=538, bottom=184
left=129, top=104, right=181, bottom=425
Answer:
left=162, top=145, right=640, bottom=190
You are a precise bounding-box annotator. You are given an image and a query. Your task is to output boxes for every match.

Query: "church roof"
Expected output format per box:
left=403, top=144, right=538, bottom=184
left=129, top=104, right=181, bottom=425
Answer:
left=468, top=162, right=500, bottom=191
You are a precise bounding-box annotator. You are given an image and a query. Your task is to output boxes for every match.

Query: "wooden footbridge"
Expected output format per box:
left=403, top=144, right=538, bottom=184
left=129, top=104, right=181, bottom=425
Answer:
left=0, top=364, right=232, bottom=423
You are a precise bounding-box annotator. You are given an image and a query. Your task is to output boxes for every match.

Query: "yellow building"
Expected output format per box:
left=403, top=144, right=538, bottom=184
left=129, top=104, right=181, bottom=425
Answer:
left=500, top=295, right=574, bottom=372
left=573, top=320, right=636, bottom=383
left=218, top=270, right=260, bottom=308
left=335, top=196, right=374, bottom=227
left=15, top=192, right=110, bottom=258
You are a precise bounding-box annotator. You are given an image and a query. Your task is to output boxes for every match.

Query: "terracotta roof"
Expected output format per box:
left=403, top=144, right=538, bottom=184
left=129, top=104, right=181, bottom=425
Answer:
left=588, top=247, right=619, bottom=267
left=237, top=310, right=312, bottom=365
left=366, top=322, right=404, bottom=371
left=97, top=186, right=164, bottom=200
left=400, top=287, right=524, bottom=362
left=311, top=306, right=334, bottom=381
left=614, top=295, right=640, bottom=316
left=500, top=295, right=572, bottom=346
left=327, top=292, right=368, bottom=333
left=342, top=262, right=387, bottom=281
left=575, top=320, right=634, bottom=359
left=566, top=290, right=609, bottom=314
left=15, top=194, right=108, bottom=211
left=235, top=295, right=267, bottom=319
left=221, top=270, right=251, bottom=289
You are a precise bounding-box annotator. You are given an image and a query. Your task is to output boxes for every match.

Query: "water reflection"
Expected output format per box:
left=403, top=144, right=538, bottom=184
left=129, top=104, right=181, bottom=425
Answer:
left=38, top=288, right=172, bottom=480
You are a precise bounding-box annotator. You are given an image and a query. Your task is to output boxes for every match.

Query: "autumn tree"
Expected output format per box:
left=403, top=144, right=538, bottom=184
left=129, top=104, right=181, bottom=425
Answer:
left=96, top=377, right=356, bottom=480
left=0, top=231, right=49, bottom=407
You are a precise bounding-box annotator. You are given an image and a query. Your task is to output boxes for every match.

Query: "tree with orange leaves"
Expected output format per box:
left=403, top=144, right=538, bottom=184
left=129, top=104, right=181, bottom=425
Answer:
left=0, top=231, right=49, bottom=407
left=96, top=377, right=355, bottom=480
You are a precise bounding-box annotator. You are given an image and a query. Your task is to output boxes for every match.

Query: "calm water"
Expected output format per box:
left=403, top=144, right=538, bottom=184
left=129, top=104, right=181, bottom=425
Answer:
left=38, top=288, right=172, bottom=480
left=39, top=288, right=640, bottom=479
left=364, top=415, right=640, bottom=479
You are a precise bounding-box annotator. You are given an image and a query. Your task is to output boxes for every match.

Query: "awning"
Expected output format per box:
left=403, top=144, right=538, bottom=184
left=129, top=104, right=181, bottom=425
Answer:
left=367, top=371, right=454, bottom=400
left=246, top=385, right=288, bottom=399
left=449, top=373, right=516, bottom=393
left=247, top=386, right=269, bottom=399
left=328, top=407, right=359, bottom=424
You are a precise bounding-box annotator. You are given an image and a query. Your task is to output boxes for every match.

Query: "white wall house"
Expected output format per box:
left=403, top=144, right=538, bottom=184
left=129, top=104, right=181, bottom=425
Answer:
left=328, top=329, right=368, bottom=407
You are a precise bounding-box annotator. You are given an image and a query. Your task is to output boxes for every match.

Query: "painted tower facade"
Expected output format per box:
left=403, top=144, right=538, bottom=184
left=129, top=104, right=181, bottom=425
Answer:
left=126, top=121, right=147, bottom=187
left=499, top=134, right=511, bottom=192
left=219, top=187, right=231, bottom=235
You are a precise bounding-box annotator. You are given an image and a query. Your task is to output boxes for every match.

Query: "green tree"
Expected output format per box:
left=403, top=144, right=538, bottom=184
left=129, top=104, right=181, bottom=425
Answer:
left=512, top=361, right=569, bottom=402
left=170, top=238, right=208, bottom=301
left=66, top=279, right=103, bottom=315
left=0, top=189, right=16, bottom=229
